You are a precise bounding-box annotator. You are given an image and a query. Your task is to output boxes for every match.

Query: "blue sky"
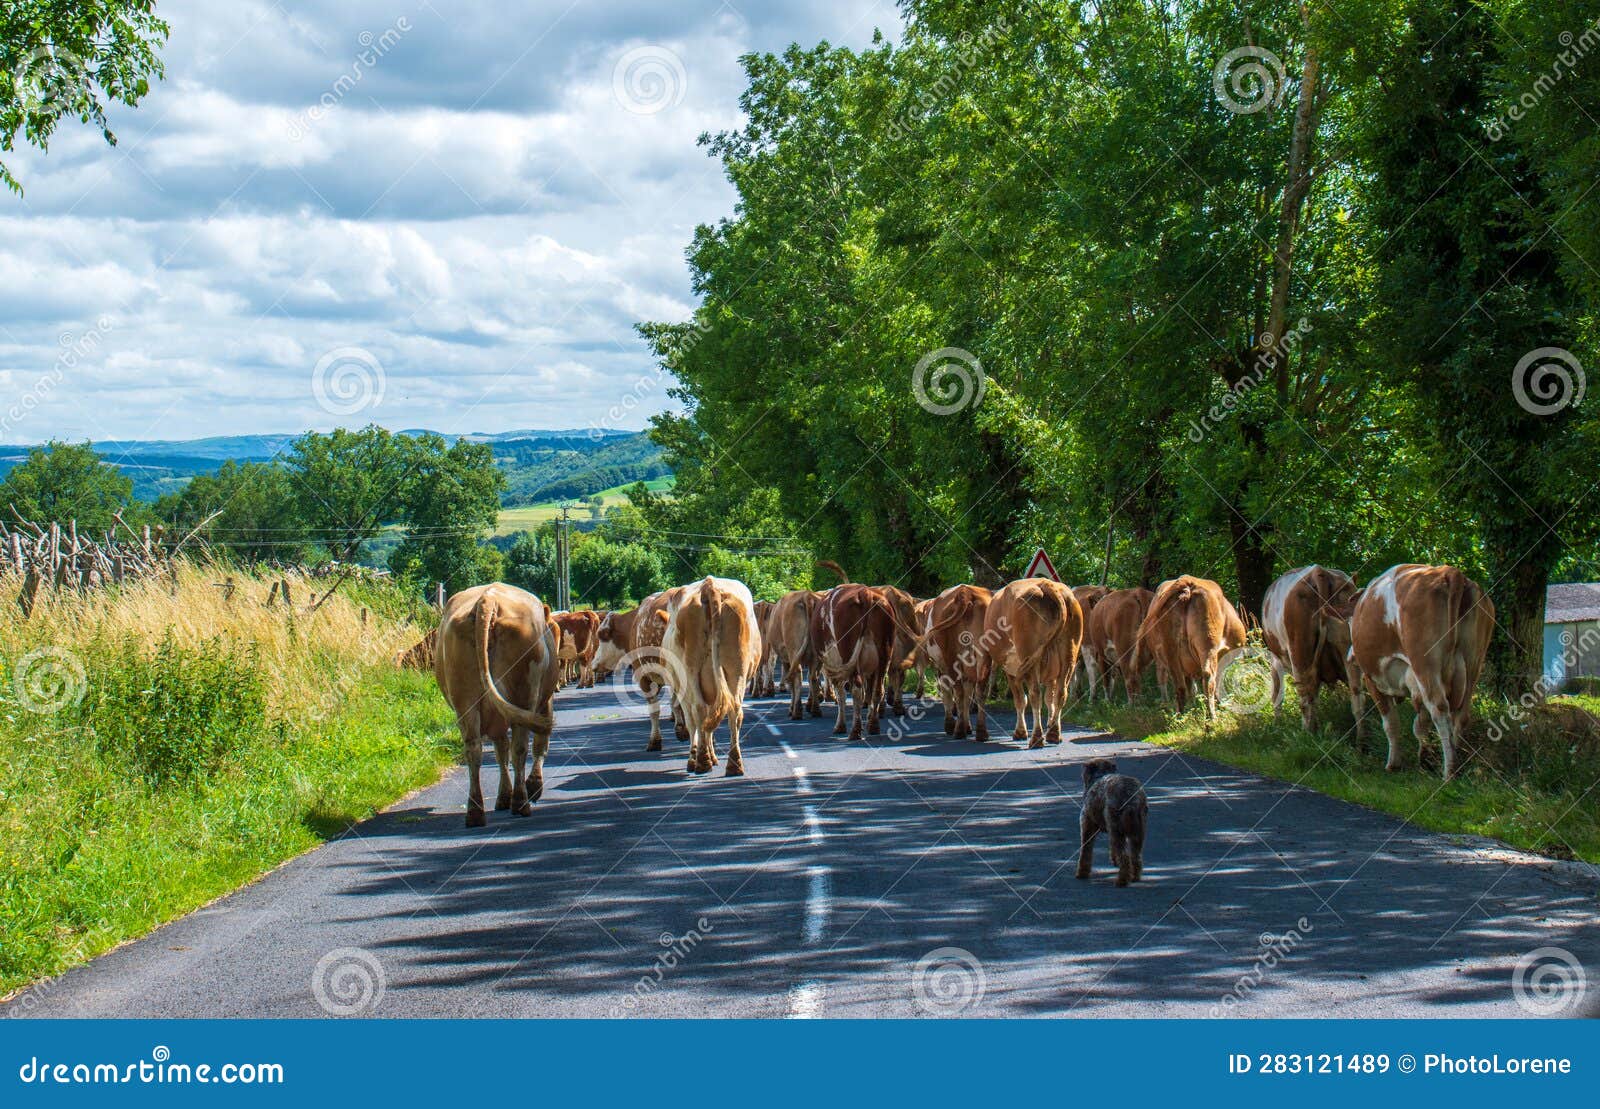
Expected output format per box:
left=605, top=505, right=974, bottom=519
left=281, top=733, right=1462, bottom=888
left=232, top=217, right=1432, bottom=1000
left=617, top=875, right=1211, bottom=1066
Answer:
left=0, top=0, right=899, bottom=444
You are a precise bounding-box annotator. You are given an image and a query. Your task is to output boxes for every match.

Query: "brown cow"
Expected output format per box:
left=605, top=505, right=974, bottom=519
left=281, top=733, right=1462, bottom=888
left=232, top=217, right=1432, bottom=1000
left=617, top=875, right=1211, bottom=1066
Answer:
left=1262, top=565, right=1363, bottom=731
left=633, top=586, right=690, bottom=750
left=909, top=597, right=935, bottom=699
left=810, top=583, right=896, bottom=740
left=663, top=577, right=762, bottom=776
left=752, top=599, right=777, bottom=697
left=1349, top=563, right=1494, bottom=780
left=771, top=588, right=826, bottom=719
left=1135, top=576, right=1246, bottom=717
left=922, top=584, right=993, bottom=740
left=553, top=610, right=599, bottom=689
left=1068, top=585, right=1110, bottom=699
left=593, top=606, right=636, bottom=680
left=1083, top=588, right=1156, bottom=703
left=985, top=578, right=1084, bottom=747
left=395, top=627, right=436, bottom=670
left=434, top=583, right=559, bottom=827
left=880, top=584, right=919, bottom=717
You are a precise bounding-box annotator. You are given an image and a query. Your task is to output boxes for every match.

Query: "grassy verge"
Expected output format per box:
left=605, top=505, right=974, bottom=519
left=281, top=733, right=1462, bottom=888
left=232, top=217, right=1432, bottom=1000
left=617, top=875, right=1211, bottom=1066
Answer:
left=0, top=565, right=456, bottom=998
left=1061, top=688, right=1600, bottom=865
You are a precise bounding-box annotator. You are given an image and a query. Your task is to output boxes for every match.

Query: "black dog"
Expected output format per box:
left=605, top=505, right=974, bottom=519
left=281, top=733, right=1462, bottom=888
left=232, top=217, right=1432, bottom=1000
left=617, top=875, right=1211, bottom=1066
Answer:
left=1076, top=758, right=1148, bottom=886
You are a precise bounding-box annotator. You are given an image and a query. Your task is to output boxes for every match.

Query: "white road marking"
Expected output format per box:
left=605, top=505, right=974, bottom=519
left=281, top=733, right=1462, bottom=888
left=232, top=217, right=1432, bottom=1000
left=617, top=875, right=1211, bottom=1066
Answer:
left=786, top=980, right=825, bottom=1018
left=781, top=735, right=829, bottom=1018
left=764, top=723, right=782, bottom=736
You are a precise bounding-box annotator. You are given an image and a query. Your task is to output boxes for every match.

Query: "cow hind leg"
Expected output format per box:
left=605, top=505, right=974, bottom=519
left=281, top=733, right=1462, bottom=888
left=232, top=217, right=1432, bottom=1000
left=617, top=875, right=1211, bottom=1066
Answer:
left=508, top=724, right=533, bottom=816
left=460, top=713, right=488, bottom=828
left=1370, top=687, right=1406, bottom=772
left=1010, top=675, right=1029, bottom=742
left=973, top=678, right=990, bottom=741
left=645, top=683, right=664, bottom=752
left=527, top=719, right=550, bottom=804
left=832, top=675, right=848, bottom=735
left=491, top=731, right=512, bottom=810
left=725, top=701, right=745, bottom=777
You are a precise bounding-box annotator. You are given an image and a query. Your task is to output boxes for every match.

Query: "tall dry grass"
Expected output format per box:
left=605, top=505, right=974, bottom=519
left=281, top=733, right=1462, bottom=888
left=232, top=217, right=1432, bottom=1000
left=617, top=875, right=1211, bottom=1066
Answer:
left=0, top=560, right=454, bottom=997
left=0, top=561, right=425, bottom=717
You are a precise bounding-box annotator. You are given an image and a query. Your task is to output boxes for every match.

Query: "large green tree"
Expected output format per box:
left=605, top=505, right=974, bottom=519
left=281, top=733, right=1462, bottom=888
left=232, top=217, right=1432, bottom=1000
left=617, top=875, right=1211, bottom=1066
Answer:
left=1, top=0, right=169, bottom=193
left=0, top=440, right=132, bottom=530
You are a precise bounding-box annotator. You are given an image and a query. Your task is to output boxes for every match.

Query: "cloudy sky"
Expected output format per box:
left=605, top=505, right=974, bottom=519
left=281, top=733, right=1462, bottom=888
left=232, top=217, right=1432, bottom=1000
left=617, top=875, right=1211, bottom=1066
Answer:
left=0, top=0, right=900, bottom=444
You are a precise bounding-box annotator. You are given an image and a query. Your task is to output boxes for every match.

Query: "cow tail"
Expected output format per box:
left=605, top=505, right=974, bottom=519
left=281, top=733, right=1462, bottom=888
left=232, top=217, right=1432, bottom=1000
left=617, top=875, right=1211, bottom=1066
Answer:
left=1017, top=587, right=1066, bottom=676
left=476, top=592, right=554, bottom=731
left=701, top=577, right=733, bottom=715
left=816, top=559, right=850, bottom=584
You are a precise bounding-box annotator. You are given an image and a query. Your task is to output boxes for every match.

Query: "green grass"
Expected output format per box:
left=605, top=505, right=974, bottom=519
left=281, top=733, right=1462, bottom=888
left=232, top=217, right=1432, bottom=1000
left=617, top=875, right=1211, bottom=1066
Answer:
left=1062, top=689, right=1600, bottom=864
left=0, top=666, right=455, bottom=997
left=0, top=565, right=458, bottom=998
left=493, top=476, right=674, bottom=536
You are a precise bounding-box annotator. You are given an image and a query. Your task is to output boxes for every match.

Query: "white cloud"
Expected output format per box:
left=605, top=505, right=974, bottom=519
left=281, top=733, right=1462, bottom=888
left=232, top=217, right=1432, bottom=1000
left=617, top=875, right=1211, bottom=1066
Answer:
left=0, top=0, right=900, bottom=443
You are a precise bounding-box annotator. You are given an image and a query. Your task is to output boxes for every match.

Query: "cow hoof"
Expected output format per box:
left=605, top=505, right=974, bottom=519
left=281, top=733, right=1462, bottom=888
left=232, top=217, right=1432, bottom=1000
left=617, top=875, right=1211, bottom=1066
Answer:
left=526, top=779, right=544, bottom=802
left=832, top=725, right=846, bottom=736
left=494, top=796, right=511, bottom=811
left=943, top=721, right=955, bottom=735
left=849, top=730, right=863, bottom=742
left=1385, top=761, right=1403, bottom=772
left=513, top=800, right=534, bottom=817
left=1075, top=868, right=1090, bottom=880
left=647, top=737, right=663, bottom=752
left=1047, top=729, right=1062, bottom=745
left=1012, top=729, right=1026, bottom=741
left=466, top=808, right=487, bottom=828
left=868, top=720, right=881, bottom=735
left=688, top=759, right=712, bottom=776
left=975, top=732, right=989, bottom=743
left=1028, top=738, right=1045, bottom=750
left=725, top=761, right=745, bottom=778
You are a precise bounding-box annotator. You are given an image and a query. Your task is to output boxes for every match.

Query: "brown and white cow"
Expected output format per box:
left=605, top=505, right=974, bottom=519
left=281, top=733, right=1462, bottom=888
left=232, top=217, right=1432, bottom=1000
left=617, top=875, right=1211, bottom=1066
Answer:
left=1082, top=587, right=1156, bottom=704
left=879, top=584, right=919, bottom=717
left=1135, top=576, right=1246, bottom=717
left=553, top=610, right=599, bottom=689
left=922, top=584, right=994, bottom=740
left=810, top=583, right=897, bottom=740
left=771, top=588, right=827, bottom=719
left=1067, top=585, right=1111, bottom=700
left=434, top=583, right=560, bottom=827
left=593, top=606, right=637, bottom=681
left=662, top=577, right=762, bottom=776
left=633, top=586, right=690, bottom=750
left=1262, top=565, right=1363, bottom=732
left=985, top=578, right=1084, bottom=747
left=1349, top=563, right=1494, bottom=780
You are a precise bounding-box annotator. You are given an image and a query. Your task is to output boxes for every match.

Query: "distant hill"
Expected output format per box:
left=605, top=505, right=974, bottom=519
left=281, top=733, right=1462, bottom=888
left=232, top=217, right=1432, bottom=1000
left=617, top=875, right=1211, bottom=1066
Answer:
left=0, top=428, right=667, bottom=505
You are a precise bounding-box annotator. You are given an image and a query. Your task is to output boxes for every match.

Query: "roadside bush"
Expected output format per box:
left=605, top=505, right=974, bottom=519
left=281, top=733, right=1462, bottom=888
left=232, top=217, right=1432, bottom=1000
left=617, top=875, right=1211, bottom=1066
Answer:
left=78, top=631, right=267, bottom=785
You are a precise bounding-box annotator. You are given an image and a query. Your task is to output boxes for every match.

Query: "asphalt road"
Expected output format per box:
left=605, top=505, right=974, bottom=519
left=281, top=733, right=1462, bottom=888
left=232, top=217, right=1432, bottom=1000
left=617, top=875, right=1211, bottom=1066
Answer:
left=6, top=683, right=1597, bottom=1018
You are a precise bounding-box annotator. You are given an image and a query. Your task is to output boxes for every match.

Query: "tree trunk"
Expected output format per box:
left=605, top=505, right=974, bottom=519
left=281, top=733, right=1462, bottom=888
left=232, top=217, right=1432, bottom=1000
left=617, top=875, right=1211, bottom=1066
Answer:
left=1488, top=553, right=1553, bottom=697
left=1227, top=510, right=1273, bottom=618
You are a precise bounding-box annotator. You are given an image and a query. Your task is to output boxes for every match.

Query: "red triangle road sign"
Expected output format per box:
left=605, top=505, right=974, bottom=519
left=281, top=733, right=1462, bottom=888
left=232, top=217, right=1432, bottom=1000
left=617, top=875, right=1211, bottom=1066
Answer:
left=1023, top=548, right=1060, bottom=582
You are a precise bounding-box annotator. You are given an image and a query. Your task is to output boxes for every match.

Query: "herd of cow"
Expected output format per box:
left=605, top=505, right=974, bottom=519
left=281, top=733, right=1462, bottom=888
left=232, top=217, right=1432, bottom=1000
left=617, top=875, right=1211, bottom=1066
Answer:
left=418, top=560, right=1494, bottom=828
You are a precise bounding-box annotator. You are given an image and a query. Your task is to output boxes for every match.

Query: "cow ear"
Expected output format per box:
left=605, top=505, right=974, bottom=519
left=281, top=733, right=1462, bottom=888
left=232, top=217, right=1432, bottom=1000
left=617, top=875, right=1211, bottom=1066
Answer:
left=654, top=610, right=669, bottom=626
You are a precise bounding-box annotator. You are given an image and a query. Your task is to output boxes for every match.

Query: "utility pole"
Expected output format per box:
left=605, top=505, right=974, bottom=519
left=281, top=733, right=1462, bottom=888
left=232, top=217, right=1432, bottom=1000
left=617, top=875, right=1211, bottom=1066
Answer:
left=555, top=504, right=572, bottom=611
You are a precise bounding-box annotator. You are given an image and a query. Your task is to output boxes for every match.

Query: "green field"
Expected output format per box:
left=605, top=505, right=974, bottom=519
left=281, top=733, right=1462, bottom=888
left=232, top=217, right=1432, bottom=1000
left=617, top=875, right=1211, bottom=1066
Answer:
left=493, top=476, right=673, bottom=536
